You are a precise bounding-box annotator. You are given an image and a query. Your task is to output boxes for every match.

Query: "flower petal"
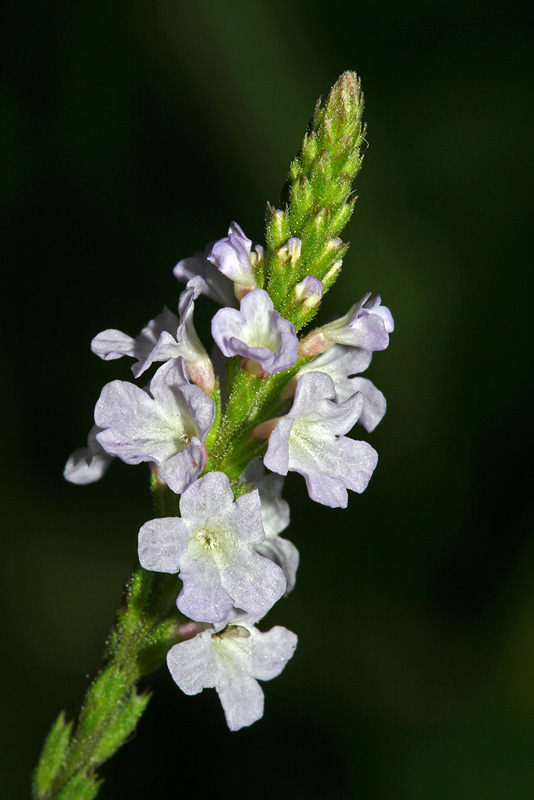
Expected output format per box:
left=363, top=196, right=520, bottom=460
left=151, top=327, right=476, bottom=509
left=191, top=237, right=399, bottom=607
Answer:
left=138, top=517, right=189, bottom=574
left=166, top=632, right=218, bottom=695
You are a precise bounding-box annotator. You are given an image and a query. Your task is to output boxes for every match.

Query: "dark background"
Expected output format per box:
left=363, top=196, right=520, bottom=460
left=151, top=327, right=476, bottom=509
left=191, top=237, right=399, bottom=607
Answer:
left=2, top=1, right=533, bottom=798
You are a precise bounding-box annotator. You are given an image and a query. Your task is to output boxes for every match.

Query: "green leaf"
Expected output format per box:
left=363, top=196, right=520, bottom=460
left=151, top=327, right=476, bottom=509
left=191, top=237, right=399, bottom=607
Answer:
left=77, top=665, right=128, bottom=741
left=56, top=771, right=100, bottom=800
left=92, top=689, right=151, bottom=763
left=33, top=711, right=73, bottom=797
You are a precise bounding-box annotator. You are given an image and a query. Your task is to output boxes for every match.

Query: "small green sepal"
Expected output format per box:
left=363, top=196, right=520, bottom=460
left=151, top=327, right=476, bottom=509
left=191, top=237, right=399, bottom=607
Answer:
left=55, top=772, right=101, bottom=800
left=33, top=711, right=73, bottom=797
left=92, top=689, right=151, bottom=763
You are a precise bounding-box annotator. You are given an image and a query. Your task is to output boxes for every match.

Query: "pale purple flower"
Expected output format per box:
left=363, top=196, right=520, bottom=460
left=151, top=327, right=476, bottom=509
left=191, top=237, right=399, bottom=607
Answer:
left=321, top=293, right=394, bottom=350
left=138, top=472, right=286, bottom=623
left=300, top=293, right=394, bottom=357
left=63, top=424, right=113, bottom=485
left=207, top=222, right=262, bottom=300
left=295, top=344, right=386, bottom=432
left=91, top=280, right=215, bottom=393
left=245, top=462, right=299, bottom=595
left=94, top=358, right=215, bottom=495
left=172, top=278, right=215, bottom=393
left=91, top=306, right=179, bottom=378
left=212, top=289, right=298, bottom=375
left=166, top=610, right=297, bottom=731
left=173, top=241, right=236, bottom=307
left=264, top=371, right=378, bottom=508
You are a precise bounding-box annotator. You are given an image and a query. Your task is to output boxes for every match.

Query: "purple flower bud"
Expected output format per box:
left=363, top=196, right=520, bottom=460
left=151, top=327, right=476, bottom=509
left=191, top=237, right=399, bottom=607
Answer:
left=294, top=276, right=323, bottom=308
left=207, top=222, right=260, bottom=300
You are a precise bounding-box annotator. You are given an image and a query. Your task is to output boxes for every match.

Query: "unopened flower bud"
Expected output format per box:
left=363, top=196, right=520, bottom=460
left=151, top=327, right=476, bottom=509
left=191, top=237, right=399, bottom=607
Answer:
left=327, top=237, right=343, bottom=251
left=314, top=209, right=326, bottom=231
left=278, top=237, right=302, bottom=265
left=294, top=276, right=323, bottom=309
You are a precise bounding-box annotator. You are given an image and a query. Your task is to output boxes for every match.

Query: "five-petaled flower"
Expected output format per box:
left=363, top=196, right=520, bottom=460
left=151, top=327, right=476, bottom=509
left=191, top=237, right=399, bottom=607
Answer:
left=263, top=371, right=379, bottom=508
left=166, top=610, right=297, bottom=731
left=138, top=471, right=287, bottom=623
left=212, top=288, right=298, bottom=375
left=94, top=357, right=215, bottom=495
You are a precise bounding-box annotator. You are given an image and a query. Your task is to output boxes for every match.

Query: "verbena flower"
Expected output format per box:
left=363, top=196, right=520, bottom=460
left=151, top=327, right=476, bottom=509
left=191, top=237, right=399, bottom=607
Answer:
left=138, top=471, right=286, bottom=623
left=166, top=610, right=297, bottom=731
left=263, top=371, right=378, bottom=508
left=294, top=344, right=386, bottom=431
left=92, top=280, right=215, bottom=393
left=212, top=289, right=298, bottom=375
left=173, top=241, right=236, bottom=307
left=300, top=293, right=394, bottom=356
left=91, top=306, right=179, bottom=378
left=94, top=358, right=215, bottom=495
left=207, top=222, right=262, bottom=301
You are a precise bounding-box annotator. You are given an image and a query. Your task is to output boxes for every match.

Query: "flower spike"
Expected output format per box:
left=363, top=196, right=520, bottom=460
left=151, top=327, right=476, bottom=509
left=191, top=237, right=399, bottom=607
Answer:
left=48, top=75, right=394, bottom=792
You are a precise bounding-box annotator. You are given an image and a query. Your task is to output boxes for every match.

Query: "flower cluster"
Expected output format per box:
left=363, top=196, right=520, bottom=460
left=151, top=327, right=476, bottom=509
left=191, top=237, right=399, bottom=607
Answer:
left=65, top=219, right=393, bottom=730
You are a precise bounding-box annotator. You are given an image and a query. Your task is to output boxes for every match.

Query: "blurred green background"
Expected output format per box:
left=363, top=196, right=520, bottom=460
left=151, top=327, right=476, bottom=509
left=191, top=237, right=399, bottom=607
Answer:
left=2, top=1, right=533, bottom=797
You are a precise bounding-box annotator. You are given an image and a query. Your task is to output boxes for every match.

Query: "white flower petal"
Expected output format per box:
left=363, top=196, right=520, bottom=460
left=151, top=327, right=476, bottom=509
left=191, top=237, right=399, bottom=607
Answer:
left=177, top=550, right=234, bottom=624
left=166, top=632, right=218, bottom=695
left=138, top=517, right=188, bottom=574
left=216, top=669, right=264, bottom=732
left=63, top=447, right=112, bottom=485
left=248, top=625, right=298, bottom=681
